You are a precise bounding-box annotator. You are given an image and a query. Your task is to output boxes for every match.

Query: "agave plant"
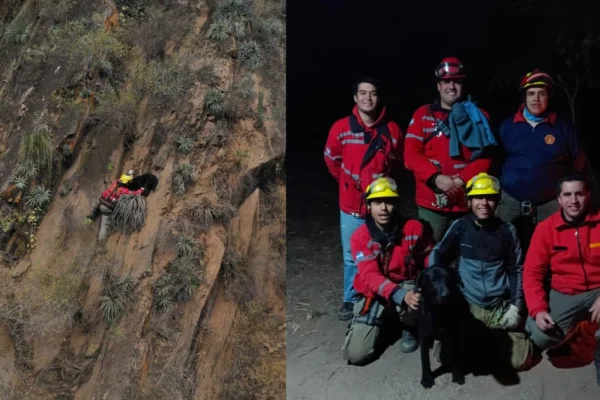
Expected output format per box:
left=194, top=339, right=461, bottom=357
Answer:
left=25, top=186, right=52, bottom=209
left=13, top=176, right=27, bottom=190
left=175, top=135, right=194, bottom=154
left=99, top=273, right=137, bottom=325
left=206, top=19, right=230, bottom=41
left=175, top=234, right=202, bottom=258
left=204, top=89, right=225, bottom=117
left=239, top=40, right=263, bottom=70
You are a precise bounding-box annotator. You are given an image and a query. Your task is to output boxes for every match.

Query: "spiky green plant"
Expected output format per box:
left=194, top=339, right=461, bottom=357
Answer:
left=175, top=135, right=194, bottom=154
left=25, top=186, right=52, bottom=209
left=99, top=273, right=137, bottom=325
left=238, top=40, right=262, bottom=70
left=204, top=89, right=225, bottom=117
left=176, top=234, right=203, bottom=259
left=172, top=163, right=195, bottom=196
left=111, top=195, right=147, bottom=234
left=153, top=257, right=203, bottom=311
left=206, top=19, right=230, bottom=41
left=15, top=161, right=39, bottom=180
left=13, top=176, right=27, bottom=190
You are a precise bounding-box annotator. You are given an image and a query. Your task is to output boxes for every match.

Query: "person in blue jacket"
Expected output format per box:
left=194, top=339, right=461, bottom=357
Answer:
left=496, top=70, right=586, bottom=251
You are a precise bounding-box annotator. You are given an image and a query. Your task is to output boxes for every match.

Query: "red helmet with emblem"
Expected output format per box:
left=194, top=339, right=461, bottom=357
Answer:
left=435, top=57, right=466, bottom=80
left=520, top=69, right=553, bottom=91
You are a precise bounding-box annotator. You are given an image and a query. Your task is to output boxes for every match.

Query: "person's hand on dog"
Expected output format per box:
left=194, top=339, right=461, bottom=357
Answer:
left=404, top=290, right=421, bottom=311
left=535, top=311, right=555, bottom=331
left=589, top=295, right=600, bottom=323
left=500, top=304, right=521, bottom=329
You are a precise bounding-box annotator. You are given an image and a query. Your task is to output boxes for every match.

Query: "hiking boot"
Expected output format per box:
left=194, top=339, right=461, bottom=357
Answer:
left=595, top=335, right=600, bottom=386
left=400, top=329, right=419, bottom=353
left=338, top=302, right=354, bottom=321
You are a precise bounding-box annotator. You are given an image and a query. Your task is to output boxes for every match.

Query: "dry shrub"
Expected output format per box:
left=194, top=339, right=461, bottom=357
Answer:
left=0, top=253, right=92, bottom=368
left=221, top=300, right=285, bottom=400
left=220, top=246, right=255, bottom=306
left=60, top=205, right=74, bottom=249
left=142, top=361, right=196, bottom=400
left=123, top=6, right=193, bottom=60
left=185, top=198, right=236, bottom=230
left=111, top=195, right=148, bottom=234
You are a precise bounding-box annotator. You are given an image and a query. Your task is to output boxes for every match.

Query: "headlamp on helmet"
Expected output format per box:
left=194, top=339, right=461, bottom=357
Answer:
left=435, top=57, right=466, bottom=80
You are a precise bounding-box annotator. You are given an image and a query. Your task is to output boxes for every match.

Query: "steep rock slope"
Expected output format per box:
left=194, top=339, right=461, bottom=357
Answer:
left=0, top=0, right=285, bottom=398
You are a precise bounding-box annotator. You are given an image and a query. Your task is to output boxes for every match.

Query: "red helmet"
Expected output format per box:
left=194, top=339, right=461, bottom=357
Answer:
left=520, top=69, right=553, bottom=91
left=435, top=57, right=465, bottom=80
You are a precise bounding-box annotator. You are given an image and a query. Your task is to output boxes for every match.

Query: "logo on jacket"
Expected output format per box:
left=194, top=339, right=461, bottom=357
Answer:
left=544, top=134, right=555, bottom=145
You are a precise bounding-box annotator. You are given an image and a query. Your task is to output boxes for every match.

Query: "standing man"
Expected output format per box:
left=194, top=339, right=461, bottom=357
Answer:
left=324, top=77, right=405, bottom=321
left=497, top=70, right=586, bottom=252
left=404, top=57, right=494, bottom=243
left=523, top=173, right=600, bottom=385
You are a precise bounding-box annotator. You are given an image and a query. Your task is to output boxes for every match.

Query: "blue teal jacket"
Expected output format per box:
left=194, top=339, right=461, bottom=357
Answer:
left=498, top=106, right=586, bottom=204
left=428, top=215, right=523, bottom=310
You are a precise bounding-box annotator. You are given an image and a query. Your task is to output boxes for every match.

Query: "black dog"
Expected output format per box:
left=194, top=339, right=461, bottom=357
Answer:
left=128, top=173, right=159, bottom=196
left=416, top=265, right=470, bottom=389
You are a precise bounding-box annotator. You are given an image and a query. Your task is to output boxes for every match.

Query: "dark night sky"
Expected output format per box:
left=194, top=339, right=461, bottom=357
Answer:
left=286, top=1, right=591, bottom=194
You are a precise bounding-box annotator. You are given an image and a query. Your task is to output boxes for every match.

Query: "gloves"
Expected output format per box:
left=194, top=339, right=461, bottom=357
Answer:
left=391, top=286, right=409, bottom=306
left=500, top=304, right=521, bottom=329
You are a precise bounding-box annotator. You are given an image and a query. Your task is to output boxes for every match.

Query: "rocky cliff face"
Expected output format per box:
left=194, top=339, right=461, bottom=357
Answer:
left=0, top=1, right=285, bottom=398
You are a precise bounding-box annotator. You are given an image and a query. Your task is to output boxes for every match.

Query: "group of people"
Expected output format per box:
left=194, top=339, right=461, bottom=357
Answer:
left=324, top=57, right=599, bottom=383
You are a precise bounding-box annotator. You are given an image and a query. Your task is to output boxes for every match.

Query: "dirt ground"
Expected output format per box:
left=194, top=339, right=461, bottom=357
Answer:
left=286, top=186, right=600, bottom=400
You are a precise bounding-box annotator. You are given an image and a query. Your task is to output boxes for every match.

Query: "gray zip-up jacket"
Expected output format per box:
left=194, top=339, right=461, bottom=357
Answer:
left=427, top=215, right=524, bottom=310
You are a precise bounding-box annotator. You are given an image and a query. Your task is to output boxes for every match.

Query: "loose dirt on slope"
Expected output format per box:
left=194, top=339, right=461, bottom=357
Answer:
left=286, top=187, right=600, bottom=400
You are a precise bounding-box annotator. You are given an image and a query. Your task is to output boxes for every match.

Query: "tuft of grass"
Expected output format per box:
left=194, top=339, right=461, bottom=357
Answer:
left=18, top=129, right=54, bottom=180
left=3, top=22, right=31, bottom=45
left=25, top=186, right=52, bottom=209
left=99, top=272, right=137, bottom=325
left=184, top=198, right=236, bottom=229
left=174, top=134, right=194, bottom=154
left=110, top=195, right=147, bottom=234
left=238, top=40, right=263, bottom=70
left=172, top=163, right=195, bottom=196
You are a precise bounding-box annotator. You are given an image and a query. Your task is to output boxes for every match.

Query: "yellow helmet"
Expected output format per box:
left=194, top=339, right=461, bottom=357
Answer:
left=466, top=173, right=501, bottom=197
left=118, top=174, right=133, bottom=184
left=365, top=177, right=400, bottom=201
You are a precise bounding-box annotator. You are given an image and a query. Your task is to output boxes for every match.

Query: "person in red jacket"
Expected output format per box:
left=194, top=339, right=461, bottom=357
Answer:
left=342, top=177, right=432, bottom=365
left=324, top=76, right=405, bottom=321
left=404, top=57, right=493, bottom=242
left=524, top=173, right=600, bottom=385
left=87, top=170, right=145, bottom=241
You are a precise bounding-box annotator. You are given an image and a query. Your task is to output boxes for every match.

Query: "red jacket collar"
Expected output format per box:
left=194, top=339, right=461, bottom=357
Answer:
left=512, top=104, right=557, bottom=124
left=552, top=208, right=600, bottom=229
left=352, top=105, right=387, bottom=129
